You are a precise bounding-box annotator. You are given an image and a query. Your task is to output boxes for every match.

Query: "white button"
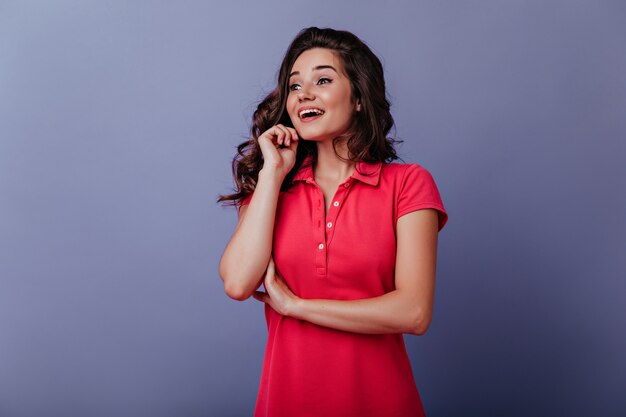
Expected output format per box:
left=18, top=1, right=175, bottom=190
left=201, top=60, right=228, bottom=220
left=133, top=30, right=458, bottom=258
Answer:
left=327, top=222, right=333, bottom=228
left=333, top=201, right=339, bottom=207
left=343, top=183, right=350, bottom=188
left=318, top=243, right=324, bottom=249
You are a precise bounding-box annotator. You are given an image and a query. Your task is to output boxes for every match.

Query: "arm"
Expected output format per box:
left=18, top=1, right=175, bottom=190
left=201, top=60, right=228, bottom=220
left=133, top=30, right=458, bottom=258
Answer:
left=218, top=125, right=298, bottom=301
left=254, top=208, right=440, bottom=335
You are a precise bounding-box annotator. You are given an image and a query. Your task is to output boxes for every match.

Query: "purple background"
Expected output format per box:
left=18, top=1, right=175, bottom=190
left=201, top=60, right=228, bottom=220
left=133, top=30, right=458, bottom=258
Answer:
left=1, top=1, right=625, bottom=416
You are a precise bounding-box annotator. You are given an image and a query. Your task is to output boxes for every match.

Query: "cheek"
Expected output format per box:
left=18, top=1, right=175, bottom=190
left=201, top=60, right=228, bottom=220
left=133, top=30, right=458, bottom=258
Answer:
left=324, top=89, right=351, bottom=112
left=286, top=96, right=298, bottom=122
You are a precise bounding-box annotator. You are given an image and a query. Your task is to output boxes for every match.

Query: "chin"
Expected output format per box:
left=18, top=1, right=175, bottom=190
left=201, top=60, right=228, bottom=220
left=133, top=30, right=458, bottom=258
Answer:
left=294, top=127, right=335, bottom=142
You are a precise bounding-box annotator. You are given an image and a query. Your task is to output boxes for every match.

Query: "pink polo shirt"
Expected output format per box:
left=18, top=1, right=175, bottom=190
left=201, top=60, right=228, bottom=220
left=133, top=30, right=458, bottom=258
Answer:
left=239, top=156, right=448, bottom=417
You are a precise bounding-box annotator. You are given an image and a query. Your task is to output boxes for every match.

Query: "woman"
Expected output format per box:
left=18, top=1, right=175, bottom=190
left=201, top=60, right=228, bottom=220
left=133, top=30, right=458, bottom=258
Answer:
left=218, top=27, right=448, bottom=417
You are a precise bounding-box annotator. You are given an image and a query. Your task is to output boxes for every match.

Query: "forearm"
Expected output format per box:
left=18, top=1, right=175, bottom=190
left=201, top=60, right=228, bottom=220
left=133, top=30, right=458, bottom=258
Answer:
left=219, top=169, right=282, bottom=299
left=289, top=290, right=431, bottom=335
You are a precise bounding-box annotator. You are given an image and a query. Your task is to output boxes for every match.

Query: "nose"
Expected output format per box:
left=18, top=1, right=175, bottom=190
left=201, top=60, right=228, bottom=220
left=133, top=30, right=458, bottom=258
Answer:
left=297, top=85, right=314, bottom=101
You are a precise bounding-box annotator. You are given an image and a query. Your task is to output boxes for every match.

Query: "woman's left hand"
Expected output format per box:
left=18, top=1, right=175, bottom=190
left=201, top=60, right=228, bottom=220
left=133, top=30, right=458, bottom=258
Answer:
left=253, top=257, right=300, bottom=316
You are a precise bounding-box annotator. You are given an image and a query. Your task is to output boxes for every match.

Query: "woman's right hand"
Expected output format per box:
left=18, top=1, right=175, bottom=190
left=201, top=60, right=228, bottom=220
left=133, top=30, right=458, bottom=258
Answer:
left=257, top=124, right=299, bottom=180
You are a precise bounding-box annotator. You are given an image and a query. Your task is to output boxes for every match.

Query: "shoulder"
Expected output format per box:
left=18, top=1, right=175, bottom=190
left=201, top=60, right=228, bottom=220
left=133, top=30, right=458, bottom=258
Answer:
left=381, top=162, right=434, bottom=183
left=383, top=162, right=448, bottom=231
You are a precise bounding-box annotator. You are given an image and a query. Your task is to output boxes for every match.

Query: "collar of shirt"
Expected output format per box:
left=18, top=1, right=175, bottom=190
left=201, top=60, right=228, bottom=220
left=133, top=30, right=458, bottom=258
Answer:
left=292, top=155, right=382, bottom=186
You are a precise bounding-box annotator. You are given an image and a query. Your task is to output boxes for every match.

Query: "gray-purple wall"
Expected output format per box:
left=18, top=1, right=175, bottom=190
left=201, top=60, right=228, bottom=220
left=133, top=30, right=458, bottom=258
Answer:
left=1, top=1, right=624, bottom=416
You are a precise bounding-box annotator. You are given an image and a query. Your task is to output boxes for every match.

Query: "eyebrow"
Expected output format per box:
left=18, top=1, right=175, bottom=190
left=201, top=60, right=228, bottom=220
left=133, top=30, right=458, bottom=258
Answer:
left=289, top=65, right=338, bottom=79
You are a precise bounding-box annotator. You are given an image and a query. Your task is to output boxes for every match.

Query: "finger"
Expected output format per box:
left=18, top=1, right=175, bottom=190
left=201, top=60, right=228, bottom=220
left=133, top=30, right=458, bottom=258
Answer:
left=281, top=126, right=297, bottom=147
left=265, top=258, right=275, bottom=280
left=277, top=124, right=291, bottom=143
left=269, top=257, right=282, bottom=277
left=286, top=130, right=299, bottom=151
left=260, top=126, right=279, bottom=140
left=274, top=126, right=286, bottom=146
left=273, top=274, right=287, bottom=289
left=261, top=126, right=283, bottom=145
left=258, top=128, right=280, bottom=150
left=275, top=125, right=289, bottom=146
left=276, top=125, right=292, bottom=146
left=286, top=127, right=298, bottom=143
left=253, top=291, right=269, bottom=303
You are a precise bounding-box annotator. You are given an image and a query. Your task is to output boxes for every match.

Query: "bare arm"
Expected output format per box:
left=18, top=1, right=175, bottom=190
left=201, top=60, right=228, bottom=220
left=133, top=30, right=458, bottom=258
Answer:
left=218, top=125, right=298, bottom=300
left=254, top=208, right=439, bottom=334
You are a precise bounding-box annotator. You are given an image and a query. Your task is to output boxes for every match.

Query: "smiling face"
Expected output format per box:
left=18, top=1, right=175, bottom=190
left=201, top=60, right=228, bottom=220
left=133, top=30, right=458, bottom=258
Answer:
left=286, top=48, right=360, bottom=142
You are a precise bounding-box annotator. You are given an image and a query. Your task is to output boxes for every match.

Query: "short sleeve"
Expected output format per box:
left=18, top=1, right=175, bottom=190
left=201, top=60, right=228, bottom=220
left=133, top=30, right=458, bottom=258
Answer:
left=396, top=164, right=448, bottom=231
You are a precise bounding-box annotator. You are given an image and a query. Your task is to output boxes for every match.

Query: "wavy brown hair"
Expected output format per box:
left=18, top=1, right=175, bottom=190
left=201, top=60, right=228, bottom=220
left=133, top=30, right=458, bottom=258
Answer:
left=218, top=27, right=400, bottom=205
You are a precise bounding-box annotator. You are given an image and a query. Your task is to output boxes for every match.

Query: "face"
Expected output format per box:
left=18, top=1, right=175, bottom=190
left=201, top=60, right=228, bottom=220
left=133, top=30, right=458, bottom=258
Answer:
left=286, top=48, right=360, bottom=142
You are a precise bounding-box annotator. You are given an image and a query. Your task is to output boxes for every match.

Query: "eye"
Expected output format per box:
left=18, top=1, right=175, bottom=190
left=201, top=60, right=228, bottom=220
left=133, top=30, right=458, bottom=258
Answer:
left=289, top=83, right=301, bottom=91
left=317, top=77, right=332, bottom=85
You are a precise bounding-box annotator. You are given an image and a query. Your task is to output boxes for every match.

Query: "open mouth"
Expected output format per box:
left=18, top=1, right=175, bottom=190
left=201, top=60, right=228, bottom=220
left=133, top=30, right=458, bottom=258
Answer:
left=299, top=108, right=325, bottom=120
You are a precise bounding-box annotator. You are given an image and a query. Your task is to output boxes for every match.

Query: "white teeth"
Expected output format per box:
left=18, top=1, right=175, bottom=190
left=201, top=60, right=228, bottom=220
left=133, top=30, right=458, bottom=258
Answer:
left=299, top=108, right=324, bottom=118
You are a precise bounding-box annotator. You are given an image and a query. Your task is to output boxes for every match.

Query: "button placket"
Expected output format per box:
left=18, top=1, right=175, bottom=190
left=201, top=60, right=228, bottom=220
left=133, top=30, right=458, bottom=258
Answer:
left=324, top=183, right=350, bottom=249
left=311, top=179, right=352, bottom=276
left=311, top=183, right=327, bottom=276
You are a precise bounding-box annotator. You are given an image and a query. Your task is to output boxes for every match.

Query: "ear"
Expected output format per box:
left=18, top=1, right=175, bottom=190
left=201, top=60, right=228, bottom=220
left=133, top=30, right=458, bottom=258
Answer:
left=356, top=101, right=361, bottom=112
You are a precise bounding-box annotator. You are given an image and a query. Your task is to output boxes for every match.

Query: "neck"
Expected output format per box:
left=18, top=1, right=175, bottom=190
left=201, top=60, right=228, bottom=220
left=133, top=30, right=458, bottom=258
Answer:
left=314, top=140, right=355, bottom=182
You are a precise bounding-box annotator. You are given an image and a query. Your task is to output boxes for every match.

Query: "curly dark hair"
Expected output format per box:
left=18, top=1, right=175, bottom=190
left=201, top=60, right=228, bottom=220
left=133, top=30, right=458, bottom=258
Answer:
left=218, top=27, right=400, bottom=205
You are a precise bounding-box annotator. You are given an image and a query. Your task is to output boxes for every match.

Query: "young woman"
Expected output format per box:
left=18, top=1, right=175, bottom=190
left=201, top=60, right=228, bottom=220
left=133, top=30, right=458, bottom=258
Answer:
left=218, top=27, right=448, bottom=417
